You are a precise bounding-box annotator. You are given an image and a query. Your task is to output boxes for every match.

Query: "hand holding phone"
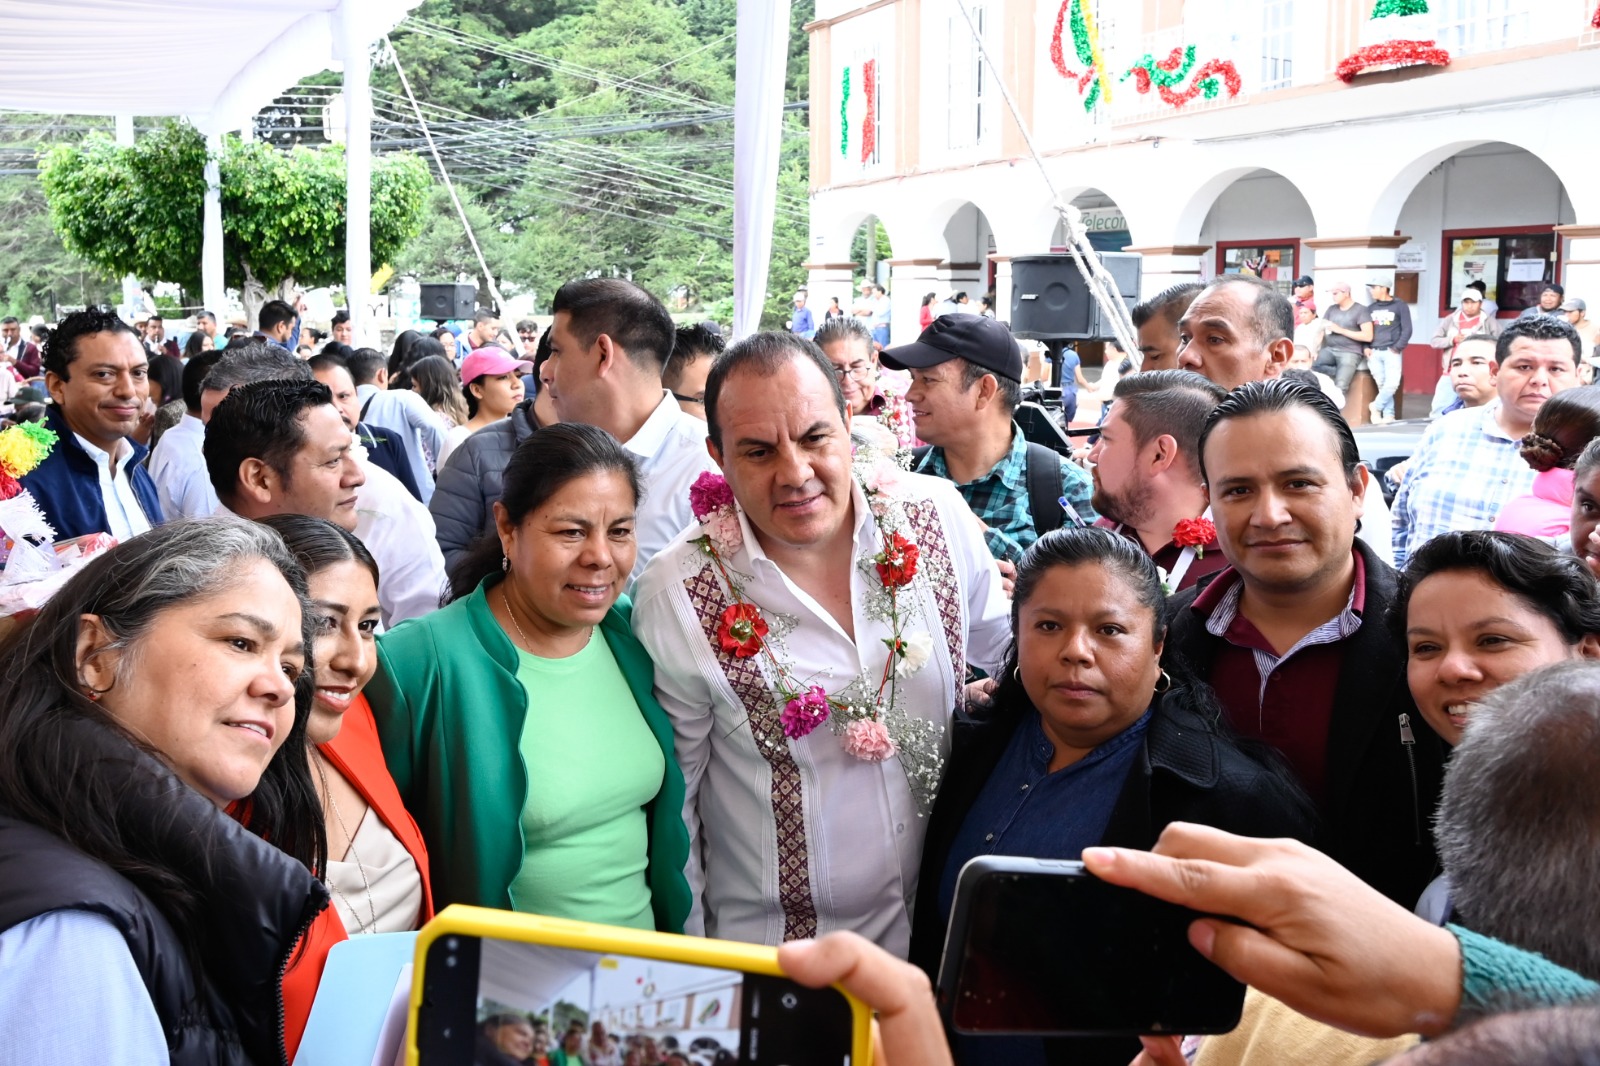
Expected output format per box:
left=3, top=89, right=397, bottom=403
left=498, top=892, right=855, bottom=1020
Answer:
left=937, top=856, right=1245, bottom=1037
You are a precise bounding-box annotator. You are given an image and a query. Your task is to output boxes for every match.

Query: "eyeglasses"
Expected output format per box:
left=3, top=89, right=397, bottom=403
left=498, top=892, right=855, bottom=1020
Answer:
left=831, top=361, right=873, bottom=380
left=518, top=332, right=537, bottom=340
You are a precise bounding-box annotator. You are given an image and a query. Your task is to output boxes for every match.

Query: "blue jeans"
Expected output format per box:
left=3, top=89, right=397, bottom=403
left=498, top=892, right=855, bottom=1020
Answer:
left=1369, top=348, right=1403, bottom=415
left=872, top=324, right=890, bottom=348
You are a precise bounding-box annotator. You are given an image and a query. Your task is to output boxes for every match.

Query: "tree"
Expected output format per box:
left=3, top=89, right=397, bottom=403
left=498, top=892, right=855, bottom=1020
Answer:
left=0, top=176, right=121, bottom=316
left=39, top=121, right=430, bottom=324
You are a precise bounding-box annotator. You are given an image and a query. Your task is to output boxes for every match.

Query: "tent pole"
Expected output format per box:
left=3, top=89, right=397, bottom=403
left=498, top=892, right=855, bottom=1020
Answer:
left=340, top=0, right=373, bottom=339
left=202, top=132, right=225, bottom=319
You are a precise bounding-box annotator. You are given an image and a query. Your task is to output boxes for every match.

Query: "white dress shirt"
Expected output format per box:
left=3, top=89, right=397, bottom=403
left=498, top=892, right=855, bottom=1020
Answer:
left=353, top=460, right=449, bottom=627
left=147, top=414, right=220, bottom=520
left=625, top=392, right=720, bottom=581
left=632, top=473, right=1010, bottom=956
left=73, top=433, right=153, bottom=542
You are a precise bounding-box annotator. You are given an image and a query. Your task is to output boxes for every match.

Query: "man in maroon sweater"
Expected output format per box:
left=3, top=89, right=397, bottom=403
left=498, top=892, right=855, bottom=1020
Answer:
left=1163, top=378, right=1449, bottom=907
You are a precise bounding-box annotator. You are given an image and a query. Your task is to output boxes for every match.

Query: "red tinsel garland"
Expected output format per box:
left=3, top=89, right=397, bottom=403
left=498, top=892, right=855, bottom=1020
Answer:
left=1336, top=39, right=1451, bottom=82
left=1592, top=0, right=1599, bottom=28
left=860, top=58, right=877, bottom=164
left=1151, top=58, right=1243, bottom=107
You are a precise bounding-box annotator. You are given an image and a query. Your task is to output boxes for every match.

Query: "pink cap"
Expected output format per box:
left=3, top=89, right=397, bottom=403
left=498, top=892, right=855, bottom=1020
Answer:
left=459, top=346, right=533, bottom=384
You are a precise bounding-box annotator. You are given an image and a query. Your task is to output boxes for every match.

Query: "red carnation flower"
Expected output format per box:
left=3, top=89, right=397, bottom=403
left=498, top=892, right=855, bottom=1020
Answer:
left=875, top=532, right=920, bottom=588
left=717, top=603, right=768, bottom=659
left=1173, top=516, right=1217, bottom=556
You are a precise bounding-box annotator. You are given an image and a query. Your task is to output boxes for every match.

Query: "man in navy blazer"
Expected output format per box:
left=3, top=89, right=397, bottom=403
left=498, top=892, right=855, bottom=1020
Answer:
left=20, top=310, right=163, bottom=541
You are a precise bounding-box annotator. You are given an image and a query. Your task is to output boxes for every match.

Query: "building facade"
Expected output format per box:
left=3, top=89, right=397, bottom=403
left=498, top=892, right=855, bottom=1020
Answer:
left=805, top=0, right=1600, bottom=396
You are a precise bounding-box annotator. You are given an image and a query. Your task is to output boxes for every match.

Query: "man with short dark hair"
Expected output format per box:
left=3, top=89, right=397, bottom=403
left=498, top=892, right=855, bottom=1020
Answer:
left=201, top=345, right=446, bottom=625
left=330, top=309, right=353, bottom=346
left=1436, top=334, right=1498, bottom=416
left=1167, top=378, right=1448, bottom=906
left=194, top=310, right=220, bottom=342
left=1176, top=274, right=1294, bottom=390
left=886, top=314, right=1097, bottom=562
left=204, top=379, right=366, bottom=531
left=1131, top=282, right=1203, bottom=372
left=257, top=299, right=298, bottom=350
left=21, top=309, right=161, bottom=540
left=1088, top=369, right=1229, bottom=591
left=663, top=323, right=724, bottom=421
left=633, top=331, right=1009, bottom=952
left=515, top=318, right=540, bottom=360
left=147, top=348, right=225, bottom=518
left=307, top=349, right=423, bottom=501
left=1518, top=283, right=1566, bottom=321
left=1292, top=275, right=1315, bottom=316
left=465, top=310, right=500, bottom=354
left=1, top=316, right=40, bottom=379
left=1394, top=315, right=1583, bottom=564
left=544, top=278, right=717, bottom=579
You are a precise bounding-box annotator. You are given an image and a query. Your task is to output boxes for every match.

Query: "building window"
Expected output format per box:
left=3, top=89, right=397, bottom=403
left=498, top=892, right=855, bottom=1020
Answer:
left=1259, top=0, right=1295, bottom=90
left=1443, top=227, right=1558, bottom=317
left=1433, top=0, right=1534, bottom=56
left=946, top=3, right=989, bottom=151
left=1217, top=240, right=1300, bottom=297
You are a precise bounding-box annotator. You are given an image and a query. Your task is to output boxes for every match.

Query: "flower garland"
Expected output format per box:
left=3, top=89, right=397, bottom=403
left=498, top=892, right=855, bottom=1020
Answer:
left=1335, top=39, right=1451, bottom=82
left=859, top=59, right=878, bottom=164
left=687, top=461, right=945, bottom=807
left=838, top=67, right=850, bottom=158
left=0, top=421, right=57, bottom=502
left=1049, top=0, right=1112, bottom=112
left=1124, top=48, right=1243, bottom=107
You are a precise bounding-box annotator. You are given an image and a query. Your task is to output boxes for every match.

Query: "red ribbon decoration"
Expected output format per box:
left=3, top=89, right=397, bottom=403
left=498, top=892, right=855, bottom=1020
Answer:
left=860, top=58, right=878, bottom=164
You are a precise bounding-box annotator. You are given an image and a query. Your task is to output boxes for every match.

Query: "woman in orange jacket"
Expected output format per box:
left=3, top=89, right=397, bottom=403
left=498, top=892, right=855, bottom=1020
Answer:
left=261, top=515, right=435, bottom=1060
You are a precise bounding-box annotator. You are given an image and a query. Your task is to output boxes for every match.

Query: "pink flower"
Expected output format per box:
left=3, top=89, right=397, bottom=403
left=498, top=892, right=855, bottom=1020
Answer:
left=780, top=685, right=831, bottom=739
left=705, top=509, right=744, bottom=556
left=861, top=458, right=905, bottom=498
left=689, top=471, right=735, bottom=519
left=842, top=718, right=897, bottom=762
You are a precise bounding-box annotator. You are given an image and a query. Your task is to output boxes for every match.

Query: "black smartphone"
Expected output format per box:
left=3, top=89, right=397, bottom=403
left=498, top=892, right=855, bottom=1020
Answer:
left=415, top=930, right=859, bottom=1065
left=936, top=855, right=1245, bottom=1036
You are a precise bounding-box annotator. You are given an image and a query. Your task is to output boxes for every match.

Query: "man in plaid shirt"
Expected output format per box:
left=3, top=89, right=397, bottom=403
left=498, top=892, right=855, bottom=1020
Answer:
left=883, top=314, right=1096, bottom=563
left=1393, top=316, right=1583, bottom=564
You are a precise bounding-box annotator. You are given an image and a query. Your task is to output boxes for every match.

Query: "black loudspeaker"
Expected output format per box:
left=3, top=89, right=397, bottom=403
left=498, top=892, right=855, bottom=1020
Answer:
left=419, top=282, right=477, bottom=322
left=1010, top=252, right=1142, bottom=340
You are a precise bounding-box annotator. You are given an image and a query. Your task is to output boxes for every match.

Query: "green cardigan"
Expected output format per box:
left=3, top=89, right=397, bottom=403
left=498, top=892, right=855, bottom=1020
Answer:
left=366, top=577, right=693, bottom=933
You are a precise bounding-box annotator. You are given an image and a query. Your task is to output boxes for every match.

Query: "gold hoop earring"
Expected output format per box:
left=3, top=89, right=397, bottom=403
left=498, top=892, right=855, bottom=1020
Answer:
left=1153, top=669, right=1171, bottom=694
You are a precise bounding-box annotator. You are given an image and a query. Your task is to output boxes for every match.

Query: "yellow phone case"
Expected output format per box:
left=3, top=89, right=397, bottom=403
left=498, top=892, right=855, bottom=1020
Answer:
left=406, top=904, right=874, bottom=1066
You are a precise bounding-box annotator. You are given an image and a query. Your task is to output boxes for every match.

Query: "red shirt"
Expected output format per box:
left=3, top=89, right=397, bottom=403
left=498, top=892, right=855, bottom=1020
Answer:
left=1189, top=552, right=1367, bottom=806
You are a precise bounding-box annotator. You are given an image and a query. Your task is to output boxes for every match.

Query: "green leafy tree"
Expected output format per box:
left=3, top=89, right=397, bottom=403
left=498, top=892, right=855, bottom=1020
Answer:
left=39, top=121, right=430, bottom=325
left=0, top=176, right=120, bottom=316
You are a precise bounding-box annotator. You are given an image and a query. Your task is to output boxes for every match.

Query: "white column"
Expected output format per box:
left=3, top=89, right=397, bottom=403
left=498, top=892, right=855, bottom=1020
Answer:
left=887, top=259, right=943, bottom=345
left=1122, top=245, right=1211, bottom=301
left=340, top=2, right=373, bottom=338
left=991, top=256, right=1015, bottom=326
left=202, top=132, right=225, bottom=318
left=732, top=0, right=793, bottom=338
left=115, top=116, right=142, bottom=317
left=804, top=262, right=857, bottom=330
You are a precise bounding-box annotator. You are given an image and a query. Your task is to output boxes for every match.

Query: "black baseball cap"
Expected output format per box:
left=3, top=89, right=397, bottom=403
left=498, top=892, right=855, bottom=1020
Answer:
left=880, top=314, right=1023, bottom=382
left=1293, top=275, right=1314, bottom=288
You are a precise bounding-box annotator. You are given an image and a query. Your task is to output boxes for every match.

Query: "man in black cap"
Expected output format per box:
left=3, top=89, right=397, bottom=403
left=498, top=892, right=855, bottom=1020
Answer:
left=884, top=314, right=1096, bottom=562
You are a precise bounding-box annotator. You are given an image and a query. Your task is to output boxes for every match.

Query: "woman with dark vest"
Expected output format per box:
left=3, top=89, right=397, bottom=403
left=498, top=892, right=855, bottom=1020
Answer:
left=0, top=519, right=328, bottom=1065
left=909, top=527, right=1315, bottom=1066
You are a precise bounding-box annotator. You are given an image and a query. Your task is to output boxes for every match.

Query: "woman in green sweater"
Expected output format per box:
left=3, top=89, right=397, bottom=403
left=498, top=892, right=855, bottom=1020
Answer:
left=367, top=423, right=692, bottom=931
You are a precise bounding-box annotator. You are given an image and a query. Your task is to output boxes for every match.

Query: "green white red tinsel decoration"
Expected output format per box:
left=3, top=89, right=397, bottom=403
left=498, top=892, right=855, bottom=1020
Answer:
left=1337, top=0, right=1450, bottom=82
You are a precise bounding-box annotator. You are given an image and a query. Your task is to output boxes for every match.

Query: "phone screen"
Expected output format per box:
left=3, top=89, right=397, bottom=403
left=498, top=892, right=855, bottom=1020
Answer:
left=416, top=934, right=856, bottom=1065
left=945, top=863, right=1244, bottom=1035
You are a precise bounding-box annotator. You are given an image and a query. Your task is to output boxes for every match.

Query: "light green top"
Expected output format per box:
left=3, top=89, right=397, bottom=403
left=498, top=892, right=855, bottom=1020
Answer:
left=508, top=633, right=664, bottom=930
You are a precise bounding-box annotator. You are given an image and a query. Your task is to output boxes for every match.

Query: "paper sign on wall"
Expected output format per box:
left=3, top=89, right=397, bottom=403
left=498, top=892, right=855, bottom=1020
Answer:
left=1505, top=258, right=1546, bottom=282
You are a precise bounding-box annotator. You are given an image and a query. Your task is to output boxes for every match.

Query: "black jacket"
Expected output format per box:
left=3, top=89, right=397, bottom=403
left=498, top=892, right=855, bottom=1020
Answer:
left=909, top=691, right=1316, bottom=1066
left=0, top=717, right=329, bottom=1066
left=1162, top=537, right=1449, bottom=907
left=429, top=398, right=540, bottom=571
left=360, top=420, right=425, bottom=502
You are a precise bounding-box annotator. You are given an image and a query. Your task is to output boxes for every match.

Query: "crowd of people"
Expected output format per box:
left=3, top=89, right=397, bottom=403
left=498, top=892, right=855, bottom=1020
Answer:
left=1, top=267, right=1598, bottom=1066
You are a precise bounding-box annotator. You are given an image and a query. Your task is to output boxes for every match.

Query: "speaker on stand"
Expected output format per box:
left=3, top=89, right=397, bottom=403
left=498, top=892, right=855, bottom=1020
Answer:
left=1009, top=252, right=1143, bottom=388
left=418, top=282, right=478, bottom=323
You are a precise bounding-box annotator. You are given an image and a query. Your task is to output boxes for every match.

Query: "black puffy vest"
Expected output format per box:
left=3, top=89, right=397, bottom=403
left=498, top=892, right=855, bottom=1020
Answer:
left=0, top=717, right=329, bottom=1066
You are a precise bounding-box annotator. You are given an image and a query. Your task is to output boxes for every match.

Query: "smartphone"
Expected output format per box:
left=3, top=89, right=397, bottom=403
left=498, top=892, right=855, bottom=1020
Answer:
left=936, top=856, right=1245, bottom=1036
left=410, top=905, right=869, bottom=1066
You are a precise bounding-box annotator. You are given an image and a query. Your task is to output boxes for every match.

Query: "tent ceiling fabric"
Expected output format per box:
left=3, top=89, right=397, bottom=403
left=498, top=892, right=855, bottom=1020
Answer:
left=0, top=0, right=419, bottom=133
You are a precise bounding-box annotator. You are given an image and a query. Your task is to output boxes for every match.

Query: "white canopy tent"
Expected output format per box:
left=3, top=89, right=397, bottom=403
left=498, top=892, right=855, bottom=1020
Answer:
left=0, top=0, right=420, bottom=329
